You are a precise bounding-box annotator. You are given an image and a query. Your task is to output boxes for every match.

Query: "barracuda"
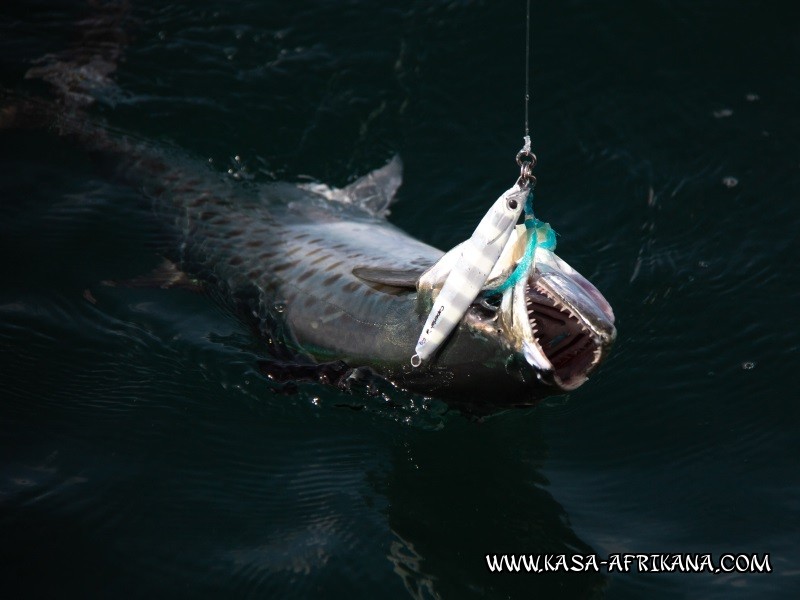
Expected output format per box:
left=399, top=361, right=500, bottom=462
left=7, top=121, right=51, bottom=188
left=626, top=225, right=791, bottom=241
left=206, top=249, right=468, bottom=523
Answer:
left=167, top=155, right=617, bottom=401
left=1, top=99, right=616, bottom=403
left=3, top=5, right=616, bottom=405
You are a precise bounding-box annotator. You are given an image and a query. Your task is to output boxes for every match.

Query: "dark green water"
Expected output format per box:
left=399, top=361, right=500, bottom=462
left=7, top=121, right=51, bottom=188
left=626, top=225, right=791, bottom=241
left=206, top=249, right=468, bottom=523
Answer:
left=1, top=1, right=799, bottom=598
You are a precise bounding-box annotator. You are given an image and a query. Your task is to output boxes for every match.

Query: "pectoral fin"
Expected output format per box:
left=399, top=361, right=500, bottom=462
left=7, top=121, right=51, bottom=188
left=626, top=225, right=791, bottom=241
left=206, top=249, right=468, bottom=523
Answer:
left=352, top=266, right=426, bottom=289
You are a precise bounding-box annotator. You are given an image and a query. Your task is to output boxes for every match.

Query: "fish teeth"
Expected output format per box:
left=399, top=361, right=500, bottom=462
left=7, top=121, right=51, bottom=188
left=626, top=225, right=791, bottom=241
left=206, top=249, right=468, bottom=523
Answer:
left=590, top=347, right=602, bottom=368
left=526, top=309, right=539, bottom=336
left=528, top=280, right=597, bottom=344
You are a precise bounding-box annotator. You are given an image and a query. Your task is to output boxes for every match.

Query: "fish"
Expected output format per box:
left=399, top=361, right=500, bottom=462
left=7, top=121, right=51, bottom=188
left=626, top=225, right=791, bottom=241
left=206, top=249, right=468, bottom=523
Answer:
left=2, top=6, right=616, bottom=406
left=177, top=156, right=615, bottom=401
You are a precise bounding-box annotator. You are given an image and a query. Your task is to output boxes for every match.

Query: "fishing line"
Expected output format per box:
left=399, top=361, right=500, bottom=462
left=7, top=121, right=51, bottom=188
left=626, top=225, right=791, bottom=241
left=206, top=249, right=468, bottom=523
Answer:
left=524, top=0, right=531, bottom=140
left=516, top=0, right=536, bottom=187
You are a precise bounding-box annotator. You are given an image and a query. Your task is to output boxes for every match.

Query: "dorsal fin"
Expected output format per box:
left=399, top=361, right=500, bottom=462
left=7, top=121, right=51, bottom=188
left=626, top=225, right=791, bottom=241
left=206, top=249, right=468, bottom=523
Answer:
left=341, top=155, right=403, bottom=215
left=352, top=265, right=424, bottom=289
left=300, top=156, right=403, bottom=217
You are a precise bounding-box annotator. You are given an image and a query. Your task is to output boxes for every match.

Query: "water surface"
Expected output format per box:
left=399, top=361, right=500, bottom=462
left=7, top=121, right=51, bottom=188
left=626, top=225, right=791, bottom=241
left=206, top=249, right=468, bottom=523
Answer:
left=1, top=1, right=798, bottom=598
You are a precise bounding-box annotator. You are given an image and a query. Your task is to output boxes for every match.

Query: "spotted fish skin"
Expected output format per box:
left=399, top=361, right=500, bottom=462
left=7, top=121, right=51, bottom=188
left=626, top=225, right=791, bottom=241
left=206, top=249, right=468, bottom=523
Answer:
left=185, top=189, right=444, bottom=368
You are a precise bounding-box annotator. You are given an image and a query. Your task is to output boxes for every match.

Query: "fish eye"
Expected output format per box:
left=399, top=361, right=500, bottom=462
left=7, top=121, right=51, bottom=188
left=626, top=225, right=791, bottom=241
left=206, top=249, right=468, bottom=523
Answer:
left=477, top=293, right=502, bottom=311
left=507, top=198, right=518, bottom=210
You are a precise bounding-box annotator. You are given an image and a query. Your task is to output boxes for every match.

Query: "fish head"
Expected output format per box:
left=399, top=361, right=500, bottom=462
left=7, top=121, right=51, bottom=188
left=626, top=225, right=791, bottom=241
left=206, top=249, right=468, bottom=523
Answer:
left=418, top=246, right=615, bottom=402
left=505, top=247, right=616, bottom=391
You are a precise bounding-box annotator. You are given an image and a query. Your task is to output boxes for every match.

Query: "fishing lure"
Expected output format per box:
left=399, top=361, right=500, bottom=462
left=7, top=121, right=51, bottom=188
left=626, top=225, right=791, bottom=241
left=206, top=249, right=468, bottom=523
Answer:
left=411, top=181, right=529, bottom=366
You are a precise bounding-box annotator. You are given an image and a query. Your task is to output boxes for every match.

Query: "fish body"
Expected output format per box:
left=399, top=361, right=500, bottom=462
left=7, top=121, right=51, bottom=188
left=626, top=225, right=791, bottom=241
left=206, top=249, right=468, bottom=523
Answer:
left=156, top=154, right=615, bottom=401
left=167, top=163, right=536, bottom=397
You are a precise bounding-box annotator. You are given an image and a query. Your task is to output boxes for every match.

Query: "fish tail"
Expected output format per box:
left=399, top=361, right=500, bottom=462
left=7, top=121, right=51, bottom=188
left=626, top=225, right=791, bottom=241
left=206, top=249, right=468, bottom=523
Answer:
left=2, top=0, right=129, bottom=130
left=24, top=0, right=130, bottom=111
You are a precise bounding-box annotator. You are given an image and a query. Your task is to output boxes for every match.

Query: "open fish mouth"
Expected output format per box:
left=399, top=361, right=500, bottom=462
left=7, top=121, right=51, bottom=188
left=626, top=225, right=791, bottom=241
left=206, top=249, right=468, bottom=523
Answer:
left=524, top=280, right=603, bottom=390
left=516, top=250, right=616, bottom=391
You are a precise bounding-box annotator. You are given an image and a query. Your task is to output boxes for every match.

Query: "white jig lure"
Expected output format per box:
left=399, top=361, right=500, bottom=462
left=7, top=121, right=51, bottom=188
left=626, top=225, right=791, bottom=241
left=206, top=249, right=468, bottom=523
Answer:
left=411, top=182, right=529, bottom=366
